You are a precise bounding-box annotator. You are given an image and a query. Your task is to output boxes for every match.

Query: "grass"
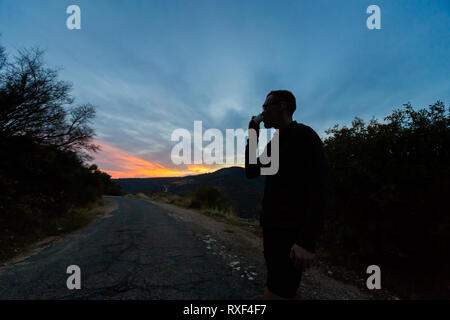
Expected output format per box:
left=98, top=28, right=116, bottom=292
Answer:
left=42, top=200, right=107, bottom=236
left=199, top=207, right=261, bottom=236
left=0, top=198, right=109, bottom=263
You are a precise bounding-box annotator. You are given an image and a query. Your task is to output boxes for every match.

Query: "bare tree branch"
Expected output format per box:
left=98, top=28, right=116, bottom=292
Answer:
left=0, top=45, right=98, bottom=158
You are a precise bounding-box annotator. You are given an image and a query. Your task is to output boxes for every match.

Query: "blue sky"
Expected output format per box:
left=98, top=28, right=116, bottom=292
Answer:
left=1, top=0, right=449, bottom=177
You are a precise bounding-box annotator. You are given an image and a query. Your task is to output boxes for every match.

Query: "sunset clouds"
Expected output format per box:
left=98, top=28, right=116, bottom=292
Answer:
left=2, top=1, right=448, bottom=178
left=93, top=140, right=218, bottom=178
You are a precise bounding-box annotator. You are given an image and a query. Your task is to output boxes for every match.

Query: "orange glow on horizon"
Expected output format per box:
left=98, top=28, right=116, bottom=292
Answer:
left=93, top=141, right=216, bottom=178
left=186, top=165, right=214, bottom=174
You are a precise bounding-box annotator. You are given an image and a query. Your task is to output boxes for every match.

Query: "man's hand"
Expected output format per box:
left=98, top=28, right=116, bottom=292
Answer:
left=290, top=243, right=315, bottom=271
left=248, top=116, right=260, bottom=138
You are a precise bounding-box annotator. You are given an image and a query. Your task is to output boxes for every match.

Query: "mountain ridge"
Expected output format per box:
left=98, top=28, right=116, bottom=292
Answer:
left=115, top=166, right=265, bottom=219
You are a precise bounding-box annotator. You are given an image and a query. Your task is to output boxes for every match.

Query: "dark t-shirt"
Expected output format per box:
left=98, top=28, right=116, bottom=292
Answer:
left=245, top=120, right=330, bottom=252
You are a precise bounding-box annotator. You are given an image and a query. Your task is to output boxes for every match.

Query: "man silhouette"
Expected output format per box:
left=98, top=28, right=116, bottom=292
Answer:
left=245, top=90, right=330, bottom=300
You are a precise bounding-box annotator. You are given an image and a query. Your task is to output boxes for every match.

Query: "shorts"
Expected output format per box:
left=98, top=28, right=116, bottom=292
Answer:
left=263, top=227, right=303, bottom=299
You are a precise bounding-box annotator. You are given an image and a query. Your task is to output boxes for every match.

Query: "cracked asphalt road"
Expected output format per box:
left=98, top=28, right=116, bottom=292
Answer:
left=0, top=196, right=261, bottom=299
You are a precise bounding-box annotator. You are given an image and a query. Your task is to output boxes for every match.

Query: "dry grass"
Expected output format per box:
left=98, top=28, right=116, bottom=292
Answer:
left=0, top=199, right=111, bottom=264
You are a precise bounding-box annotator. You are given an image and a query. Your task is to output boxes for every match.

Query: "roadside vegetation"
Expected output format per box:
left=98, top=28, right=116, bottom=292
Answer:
left=0, top=199, right=112, bottom=262
left=321, top=101, right=449, bottom=299
left=0, top=44, right=122, bottom=262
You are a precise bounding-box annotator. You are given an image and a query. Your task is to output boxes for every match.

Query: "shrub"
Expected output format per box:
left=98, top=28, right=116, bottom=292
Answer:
left=321, top=101, right=449, bottom=297
left=189, top=186, right=233, bottom=213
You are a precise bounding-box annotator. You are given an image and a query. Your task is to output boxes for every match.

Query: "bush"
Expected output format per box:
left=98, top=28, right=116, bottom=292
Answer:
left=189, top=186, right=233, bottom=213
left=321, top=101, right=449, bottom=298
left=0, top=134, right=122, bottom=234
left=0, top=43, right=123, bottom=237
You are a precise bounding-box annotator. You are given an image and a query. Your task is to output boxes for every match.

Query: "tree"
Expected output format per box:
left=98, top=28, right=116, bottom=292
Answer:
left=190, top=186, right=232, bottom=212
left=0, top=45, right=98, bottom=158
left=321, top=101, right=449, bottom=297
left=0, top=43, right=121, bottom=262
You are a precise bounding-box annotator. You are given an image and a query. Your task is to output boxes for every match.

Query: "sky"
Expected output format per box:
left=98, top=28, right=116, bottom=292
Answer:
left=1, top=0, right=449, bottom=178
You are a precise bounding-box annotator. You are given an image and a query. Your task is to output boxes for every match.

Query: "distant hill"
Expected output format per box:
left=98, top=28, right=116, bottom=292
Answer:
left=116, top=166, right=265, bottom=219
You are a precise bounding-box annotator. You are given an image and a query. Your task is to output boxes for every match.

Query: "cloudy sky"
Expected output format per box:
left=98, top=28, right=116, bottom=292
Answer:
left=1, top=0, right=449, bottom=177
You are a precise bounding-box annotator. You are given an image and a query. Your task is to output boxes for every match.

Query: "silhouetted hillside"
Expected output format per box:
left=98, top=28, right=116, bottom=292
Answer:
left=116, top=167, right=264, bottom=219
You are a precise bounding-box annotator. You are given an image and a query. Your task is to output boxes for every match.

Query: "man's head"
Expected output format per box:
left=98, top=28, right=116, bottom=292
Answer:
left=262, top=90, right=296, bottom=129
